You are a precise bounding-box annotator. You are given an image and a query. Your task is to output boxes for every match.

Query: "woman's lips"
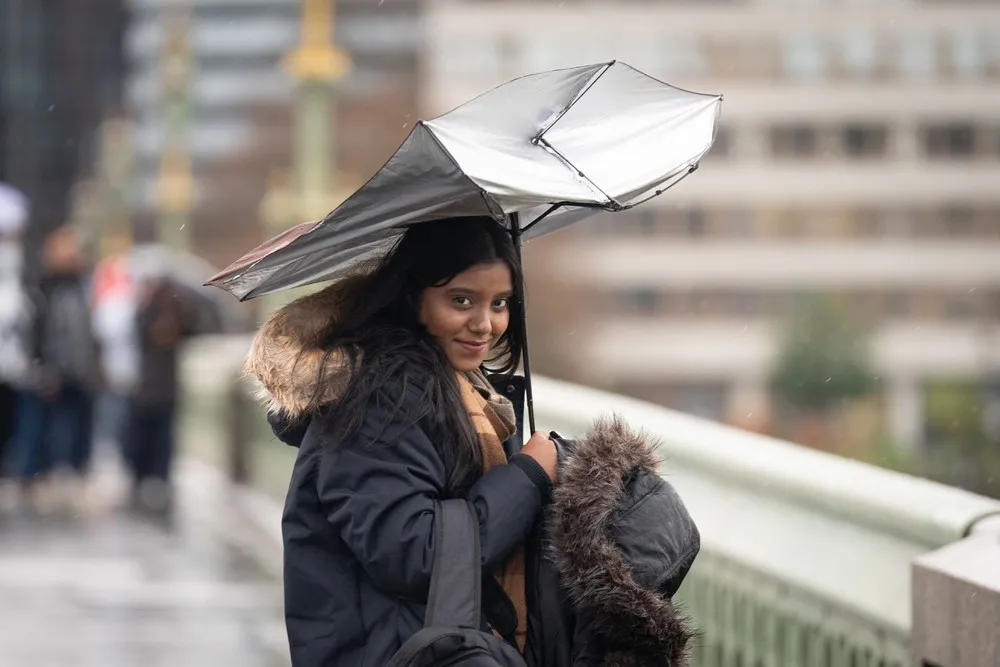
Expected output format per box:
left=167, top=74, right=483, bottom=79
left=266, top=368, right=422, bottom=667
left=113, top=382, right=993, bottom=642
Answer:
left=456, top=340, right=488, bottom=352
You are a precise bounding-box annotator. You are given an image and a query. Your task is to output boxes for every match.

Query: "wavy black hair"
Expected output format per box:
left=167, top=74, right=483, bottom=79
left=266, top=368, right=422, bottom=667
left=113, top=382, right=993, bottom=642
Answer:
left=310, top=215, right=525, bottom=489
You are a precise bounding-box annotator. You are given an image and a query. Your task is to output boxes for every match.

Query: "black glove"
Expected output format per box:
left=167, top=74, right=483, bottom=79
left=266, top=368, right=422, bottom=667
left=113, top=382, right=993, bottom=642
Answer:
left=549, top=431, right=579, bottom=482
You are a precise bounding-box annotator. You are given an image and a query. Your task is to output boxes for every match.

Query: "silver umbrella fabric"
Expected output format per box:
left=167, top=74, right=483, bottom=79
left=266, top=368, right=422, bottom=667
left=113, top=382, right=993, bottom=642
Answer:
left=207, top=61, right=722, bottom=301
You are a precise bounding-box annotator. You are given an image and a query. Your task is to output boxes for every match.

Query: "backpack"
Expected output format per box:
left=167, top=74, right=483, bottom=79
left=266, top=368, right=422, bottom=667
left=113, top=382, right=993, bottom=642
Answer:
left=386, top=499, right=528, bottom=667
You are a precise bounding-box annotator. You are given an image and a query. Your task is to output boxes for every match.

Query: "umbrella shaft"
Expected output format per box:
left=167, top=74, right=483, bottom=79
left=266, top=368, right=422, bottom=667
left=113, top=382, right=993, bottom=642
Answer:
left=509, top=213, right=536, bottom=435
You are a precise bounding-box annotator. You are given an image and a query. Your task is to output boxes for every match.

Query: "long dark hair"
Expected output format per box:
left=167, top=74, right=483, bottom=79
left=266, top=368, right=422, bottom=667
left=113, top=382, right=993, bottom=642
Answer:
left=311, top=215, right=526, bottom=489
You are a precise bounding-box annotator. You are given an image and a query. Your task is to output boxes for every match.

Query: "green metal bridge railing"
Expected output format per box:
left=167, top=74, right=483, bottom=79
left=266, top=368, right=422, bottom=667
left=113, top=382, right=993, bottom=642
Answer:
left=179, top=336, right=1000, bottom=667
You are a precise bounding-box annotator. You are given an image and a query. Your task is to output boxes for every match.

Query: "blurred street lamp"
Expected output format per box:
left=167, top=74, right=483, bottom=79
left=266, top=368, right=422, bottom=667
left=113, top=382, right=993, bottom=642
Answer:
left=156, top=3, right=194, bottom=253
left=259, top=0, right=356, bottom=312
left=70, top=115, right=135, bottom=259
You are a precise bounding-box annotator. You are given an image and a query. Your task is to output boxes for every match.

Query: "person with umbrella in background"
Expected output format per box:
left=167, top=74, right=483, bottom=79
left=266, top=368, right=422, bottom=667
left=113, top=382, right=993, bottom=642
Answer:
left=210, top=63, right=718, bottom=665
left=124, top=256, right=204, bottom=516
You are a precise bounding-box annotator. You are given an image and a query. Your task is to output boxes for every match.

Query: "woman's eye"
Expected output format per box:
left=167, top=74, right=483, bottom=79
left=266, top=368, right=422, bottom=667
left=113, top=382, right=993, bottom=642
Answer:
left=453, top=296, right=472, bottom=307
left=493, top=298, right=509, bottom=310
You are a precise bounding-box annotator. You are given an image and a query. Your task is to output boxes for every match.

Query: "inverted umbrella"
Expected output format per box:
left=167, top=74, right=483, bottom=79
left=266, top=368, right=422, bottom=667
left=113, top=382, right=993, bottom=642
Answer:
left=207, top=60, right=722, bottom=430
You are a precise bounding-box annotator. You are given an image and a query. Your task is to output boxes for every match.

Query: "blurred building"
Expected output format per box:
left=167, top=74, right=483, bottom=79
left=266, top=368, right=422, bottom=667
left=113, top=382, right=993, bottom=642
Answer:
left=419, top=0, right=1000, bottom=447
left=123, top=0, right=421, bottom=265
left=0, top=0, right=126, bottom=274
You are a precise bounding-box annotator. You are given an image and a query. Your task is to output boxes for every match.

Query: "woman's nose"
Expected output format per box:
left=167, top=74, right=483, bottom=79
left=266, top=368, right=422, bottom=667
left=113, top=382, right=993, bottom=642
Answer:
left=469, top=309, right=491, bottom=335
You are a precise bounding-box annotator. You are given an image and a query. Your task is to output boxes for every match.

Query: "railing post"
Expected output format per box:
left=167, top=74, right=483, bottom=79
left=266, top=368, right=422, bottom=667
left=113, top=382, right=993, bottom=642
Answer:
left=911, top=517, right=1000, bottom=667
left=226, top=373, right=250, bottom=485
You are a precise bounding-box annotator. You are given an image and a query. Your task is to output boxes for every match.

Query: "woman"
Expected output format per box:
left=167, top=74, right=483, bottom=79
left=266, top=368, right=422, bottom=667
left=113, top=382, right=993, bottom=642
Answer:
left=248, top=217, right=556, bottom=666
left=248, top=216, right=699, bottom=667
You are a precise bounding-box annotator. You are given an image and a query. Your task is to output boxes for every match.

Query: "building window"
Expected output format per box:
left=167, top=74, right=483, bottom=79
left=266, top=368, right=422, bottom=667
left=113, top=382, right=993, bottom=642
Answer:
left=661, top=208, right=706, bottom=237
left=661, top=39, right=706, bottom=77
left=898, top=34, right=937, bottom=80
left=705, top=125, right=733, bottom=161
left=949, top=294, right=980, bottom=320
left=949, top=32, right=986, bottom=80
left=671, top=383, right=728, bottom=422
left=883, top=291, right=911, bottom=318
left=872, top=209, right=911, bottom=239
left=841, top=124, right=889, bottom=158
left=840, top=32, right=880, bottom=79
left=717, top=208, right=754, bottom=237
left=783, top=36, right=827, bottom=81
left=632, top=210, right=658, bottom=236
left=619, top=288, right=659, bottom=315
left=941, top=205, right=977, bottom=237
left=770, top=125, right=818, bottom=158
left=922, top=123, right=977, bottom=159
left=705, top=37, right=777, bottom=79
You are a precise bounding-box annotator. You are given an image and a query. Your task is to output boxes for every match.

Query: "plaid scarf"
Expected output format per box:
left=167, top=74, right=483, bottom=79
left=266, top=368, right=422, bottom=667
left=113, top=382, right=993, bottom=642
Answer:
left=457, top=370, right=526, bottom=651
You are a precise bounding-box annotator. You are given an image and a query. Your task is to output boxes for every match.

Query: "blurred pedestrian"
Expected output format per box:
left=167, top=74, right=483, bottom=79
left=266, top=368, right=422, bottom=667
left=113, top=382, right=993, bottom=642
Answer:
left=124, top=273, right=196, bottom=514
left=90, top=237, right=139, bottom=456
left=10, top=226, right=101, bottom=510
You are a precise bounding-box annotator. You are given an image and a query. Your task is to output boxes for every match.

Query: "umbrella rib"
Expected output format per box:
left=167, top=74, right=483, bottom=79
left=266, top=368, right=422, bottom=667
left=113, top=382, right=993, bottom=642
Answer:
left=529, top=62, right=617, bottom=208
left=531, top=60, right=614, bottom=141
left=620, top=163, right=699, bottom=210
left=534, top=136, right=617, bottom=207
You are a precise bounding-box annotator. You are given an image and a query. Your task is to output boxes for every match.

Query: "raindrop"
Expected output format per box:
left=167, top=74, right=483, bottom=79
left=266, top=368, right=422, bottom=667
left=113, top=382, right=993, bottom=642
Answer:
left=825, top=377, right=832, bottom=383
left=402, top=123, right=408, bottom=129
left=567, top=330, right=576, bottom=336
left=746, top=412, right=753, bottom=419
left=179, top=224, right=186, bottom=230
left=47, top=104, right=55, bottom=111
left=969, top=287, right=977, bottom=293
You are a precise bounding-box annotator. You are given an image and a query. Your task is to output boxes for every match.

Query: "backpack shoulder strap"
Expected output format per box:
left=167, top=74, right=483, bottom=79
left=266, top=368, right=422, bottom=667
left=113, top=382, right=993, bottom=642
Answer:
left=424, top=499, right=481, bottom=629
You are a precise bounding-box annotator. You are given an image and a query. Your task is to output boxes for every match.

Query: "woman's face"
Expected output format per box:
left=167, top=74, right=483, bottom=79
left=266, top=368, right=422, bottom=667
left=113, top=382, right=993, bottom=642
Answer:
left=419, top=261, right=513, bottom=373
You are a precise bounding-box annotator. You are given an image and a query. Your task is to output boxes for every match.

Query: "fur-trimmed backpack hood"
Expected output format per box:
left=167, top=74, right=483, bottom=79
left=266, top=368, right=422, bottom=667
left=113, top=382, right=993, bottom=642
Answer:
left=548, top=417, right=700, bottom=667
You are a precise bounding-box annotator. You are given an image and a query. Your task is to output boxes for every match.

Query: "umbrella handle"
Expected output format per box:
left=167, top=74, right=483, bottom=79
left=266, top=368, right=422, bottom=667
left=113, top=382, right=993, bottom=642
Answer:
left=509, top=213, right=537, bottom=435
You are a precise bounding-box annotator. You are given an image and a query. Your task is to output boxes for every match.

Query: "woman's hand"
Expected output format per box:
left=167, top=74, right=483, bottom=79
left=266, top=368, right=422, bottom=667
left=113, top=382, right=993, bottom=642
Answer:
left=520, top=431, right=558, bottom=482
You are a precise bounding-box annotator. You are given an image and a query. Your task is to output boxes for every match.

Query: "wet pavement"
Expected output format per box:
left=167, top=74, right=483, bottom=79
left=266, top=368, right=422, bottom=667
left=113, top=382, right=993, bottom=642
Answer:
left=0, top=451, right=289, bottom=667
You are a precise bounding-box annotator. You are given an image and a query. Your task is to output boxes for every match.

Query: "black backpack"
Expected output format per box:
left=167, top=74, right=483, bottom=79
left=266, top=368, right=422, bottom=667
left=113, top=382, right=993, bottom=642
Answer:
left=386, top=499, right=528, bottom=667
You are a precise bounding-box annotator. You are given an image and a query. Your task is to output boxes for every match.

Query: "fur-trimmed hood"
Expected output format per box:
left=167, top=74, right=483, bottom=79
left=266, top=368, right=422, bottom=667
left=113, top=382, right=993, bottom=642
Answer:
left=549, top=417, right=700, bottom=667
left=244, top=278, right=365, bottom=418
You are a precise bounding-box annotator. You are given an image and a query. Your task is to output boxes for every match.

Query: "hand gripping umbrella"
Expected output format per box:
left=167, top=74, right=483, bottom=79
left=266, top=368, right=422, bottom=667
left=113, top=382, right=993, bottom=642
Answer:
left=207, top=61, right=722, bottom=432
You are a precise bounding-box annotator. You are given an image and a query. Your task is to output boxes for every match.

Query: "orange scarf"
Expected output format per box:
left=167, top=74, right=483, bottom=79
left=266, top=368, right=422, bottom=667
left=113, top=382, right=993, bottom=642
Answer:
left=456, top=371, right=526, bottom=651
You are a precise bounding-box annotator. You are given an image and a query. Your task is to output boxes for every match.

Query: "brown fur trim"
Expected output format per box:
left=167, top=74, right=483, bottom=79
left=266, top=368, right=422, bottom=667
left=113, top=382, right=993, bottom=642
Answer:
left=549, top=416, right=696, bottom=667
left=243, top=277, right=365, bottom=417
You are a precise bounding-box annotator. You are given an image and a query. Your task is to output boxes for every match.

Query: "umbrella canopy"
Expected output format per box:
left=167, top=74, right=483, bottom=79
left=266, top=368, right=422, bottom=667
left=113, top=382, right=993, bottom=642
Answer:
left=207, top=61, right=721, bottom=301
left=130, top=244, right=251, bottom=333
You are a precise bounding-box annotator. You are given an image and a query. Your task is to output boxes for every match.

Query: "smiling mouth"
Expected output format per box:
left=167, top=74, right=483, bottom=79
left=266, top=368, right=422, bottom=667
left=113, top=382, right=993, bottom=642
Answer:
left=456, top=340, right=488, bottom=351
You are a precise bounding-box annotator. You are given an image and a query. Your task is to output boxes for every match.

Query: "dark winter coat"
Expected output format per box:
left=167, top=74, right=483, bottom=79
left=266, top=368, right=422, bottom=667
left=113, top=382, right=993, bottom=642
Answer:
left=247, top=283, right=701, bottom=667
left=133, top=279, right=197, bottom=408
left=27, top=273, right=101, bottom=394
